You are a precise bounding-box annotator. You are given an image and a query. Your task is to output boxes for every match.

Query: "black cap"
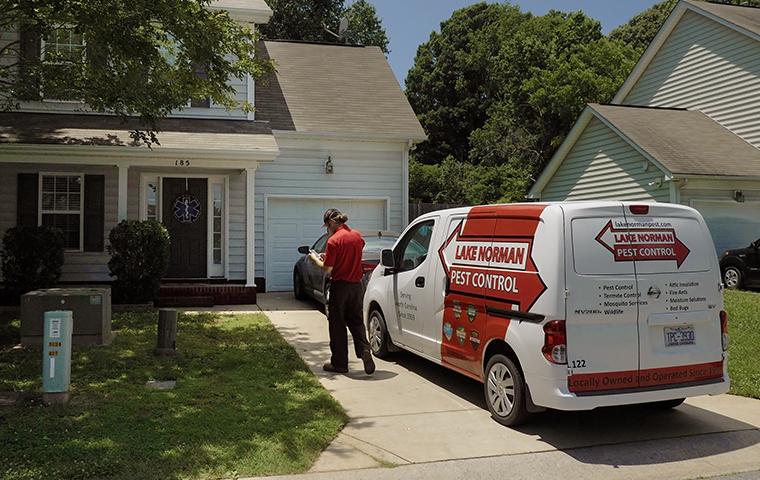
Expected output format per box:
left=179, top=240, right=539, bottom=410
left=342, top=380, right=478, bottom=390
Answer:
left=323, top=208, right=341, bottom=226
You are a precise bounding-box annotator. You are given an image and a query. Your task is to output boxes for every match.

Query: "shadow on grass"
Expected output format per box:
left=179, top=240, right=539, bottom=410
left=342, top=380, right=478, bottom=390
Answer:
left=0, top=311, right=347, bottom=480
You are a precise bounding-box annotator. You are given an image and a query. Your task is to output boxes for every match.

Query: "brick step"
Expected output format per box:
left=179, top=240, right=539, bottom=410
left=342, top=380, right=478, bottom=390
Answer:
left=157, top=284, right=257, bottom=306
left=154, top=296, right=215, bottom=308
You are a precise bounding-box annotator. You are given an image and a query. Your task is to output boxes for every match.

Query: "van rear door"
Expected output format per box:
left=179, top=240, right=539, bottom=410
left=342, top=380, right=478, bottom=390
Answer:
left=565, top=204, right=641, bottom=394
left=624, top=203, right=724, bottom=388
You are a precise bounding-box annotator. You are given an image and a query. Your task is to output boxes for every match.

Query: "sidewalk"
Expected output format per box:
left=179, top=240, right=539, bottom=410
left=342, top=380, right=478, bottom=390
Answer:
left=255, top=292, right=760, bottom=479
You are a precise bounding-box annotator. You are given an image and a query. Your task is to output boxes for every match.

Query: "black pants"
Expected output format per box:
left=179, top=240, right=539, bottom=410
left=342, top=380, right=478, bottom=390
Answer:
left=328, top=280, right=370, bottom=369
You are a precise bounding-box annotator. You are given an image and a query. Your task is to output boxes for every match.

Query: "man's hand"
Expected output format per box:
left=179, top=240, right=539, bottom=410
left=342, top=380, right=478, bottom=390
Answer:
left=308, top=251, right=325, bottom=265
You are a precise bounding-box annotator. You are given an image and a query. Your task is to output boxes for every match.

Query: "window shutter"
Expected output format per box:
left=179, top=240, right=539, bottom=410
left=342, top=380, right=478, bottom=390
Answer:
left=83, top=175, right=105, bottom=252
left=17, top=173, right=39, bottom=226
left=18, top=24, right=42, bottom=100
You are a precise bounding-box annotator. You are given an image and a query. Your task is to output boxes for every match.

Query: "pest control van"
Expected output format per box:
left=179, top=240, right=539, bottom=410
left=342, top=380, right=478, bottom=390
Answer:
left=363, top=202, right=730, bottom=426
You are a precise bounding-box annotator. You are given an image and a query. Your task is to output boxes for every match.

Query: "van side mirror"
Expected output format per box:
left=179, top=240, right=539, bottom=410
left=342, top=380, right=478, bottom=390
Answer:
left=297, top=245, right=310, bottom=255
left=381, top=249, right=395, bottom=269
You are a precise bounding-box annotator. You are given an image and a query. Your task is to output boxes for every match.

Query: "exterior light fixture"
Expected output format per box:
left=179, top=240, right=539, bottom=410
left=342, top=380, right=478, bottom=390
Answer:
left=325, top=156, right=334, bottom=174
left=734, top=190, right=744, bottom=202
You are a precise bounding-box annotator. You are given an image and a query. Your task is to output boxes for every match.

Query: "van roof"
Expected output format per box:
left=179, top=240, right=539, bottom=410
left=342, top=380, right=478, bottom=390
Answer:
left=413, top=201, right=699, bottom=220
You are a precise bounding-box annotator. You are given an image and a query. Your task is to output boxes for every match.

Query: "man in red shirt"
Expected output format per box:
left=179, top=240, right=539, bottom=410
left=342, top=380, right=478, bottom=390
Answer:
left=309, top=208, right=375, bottom=375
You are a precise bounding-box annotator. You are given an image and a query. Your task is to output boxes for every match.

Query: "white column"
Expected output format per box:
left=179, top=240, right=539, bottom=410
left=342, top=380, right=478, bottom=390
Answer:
left=245, top=167, right=257, bottom=287
left=117, top=165, right=128, bottom=222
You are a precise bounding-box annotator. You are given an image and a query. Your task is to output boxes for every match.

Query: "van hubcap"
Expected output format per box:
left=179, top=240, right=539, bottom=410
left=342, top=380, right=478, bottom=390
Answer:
left=369, top=314, right=382, bottom=353
left=487, top=363, right=515, bottom=417
left=725, top=269, right=739, bottom=288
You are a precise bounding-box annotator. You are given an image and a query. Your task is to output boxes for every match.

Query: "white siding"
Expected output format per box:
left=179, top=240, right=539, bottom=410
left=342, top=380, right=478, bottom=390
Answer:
left=255, top=137, right=405, bottom=285
left=541, top=118, right=670, bottom=202
left=0, top=162, right=118, bottom=282
left=624, top=11, right=760, bottom=148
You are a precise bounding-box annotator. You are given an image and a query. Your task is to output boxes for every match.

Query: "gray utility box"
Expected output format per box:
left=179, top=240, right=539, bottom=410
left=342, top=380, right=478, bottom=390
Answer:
left=21, top=288, right=113, bottom=346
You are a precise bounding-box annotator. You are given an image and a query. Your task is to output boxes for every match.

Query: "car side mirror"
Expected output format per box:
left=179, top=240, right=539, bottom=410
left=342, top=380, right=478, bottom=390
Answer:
left=381, top=249, right=395, bottom=269
left=297, top=246, right=310, bottom=255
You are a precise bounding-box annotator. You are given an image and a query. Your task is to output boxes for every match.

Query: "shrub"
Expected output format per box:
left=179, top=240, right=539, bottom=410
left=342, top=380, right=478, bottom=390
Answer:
left=1, top=226, right=65, bottom=302
left=108, top=220, right=170, bottom=303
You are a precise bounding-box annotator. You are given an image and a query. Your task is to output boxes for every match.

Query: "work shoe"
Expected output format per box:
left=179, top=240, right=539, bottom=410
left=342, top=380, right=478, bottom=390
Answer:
left=323, top=362, right=348, bottom=373
left=361, top=351, right=376, bottom=375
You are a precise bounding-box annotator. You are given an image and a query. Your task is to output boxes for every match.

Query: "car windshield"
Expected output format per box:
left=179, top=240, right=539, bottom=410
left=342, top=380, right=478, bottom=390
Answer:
left=363, top=235, right=397, bottom=253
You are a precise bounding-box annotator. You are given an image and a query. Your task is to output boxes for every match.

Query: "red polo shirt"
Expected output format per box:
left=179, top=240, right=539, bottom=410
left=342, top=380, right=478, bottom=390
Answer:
left=324, top=224, right=365, bottom=283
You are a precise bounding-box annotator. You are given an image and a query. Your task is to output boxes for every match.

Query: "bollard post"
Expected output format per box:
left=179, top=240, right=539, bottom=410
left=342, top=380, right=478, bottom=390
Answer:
left=155, top=309, right=177, bottom=356
left=42, top=311, right=73, bottom=405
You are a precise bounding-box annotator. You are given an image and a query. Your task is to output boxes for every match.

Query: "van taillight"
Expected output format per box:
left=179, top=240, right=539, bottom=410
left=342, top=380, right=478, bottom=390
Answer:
left=720, top=310, right=729, bottom=351
left=542, top=320, right=567, bottom=364
left=629, top=205, right=650, bottom=215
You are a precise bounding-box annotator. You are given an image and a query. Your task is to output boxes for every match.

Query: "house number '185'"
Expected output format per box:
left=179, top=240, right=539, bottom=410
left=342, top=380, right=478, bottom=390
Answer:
left=175, top=160, right=191, bottom=167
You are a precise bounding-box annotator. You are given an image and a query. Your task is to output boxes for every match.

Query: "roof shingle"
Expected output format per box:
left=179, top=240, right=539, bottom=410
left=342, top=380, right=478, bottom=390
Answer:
left=685, top=0, right=760, bottom=38
left=255, top=40, right=426, bottom=140
left=589, top=103, right=760, bottom=177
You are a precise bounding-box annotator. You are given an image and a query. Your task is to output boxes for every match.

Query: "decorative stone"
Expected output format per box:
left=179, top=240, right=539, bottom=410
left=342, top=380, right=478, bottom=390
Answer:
left=146, top=380, right=176, bottom=390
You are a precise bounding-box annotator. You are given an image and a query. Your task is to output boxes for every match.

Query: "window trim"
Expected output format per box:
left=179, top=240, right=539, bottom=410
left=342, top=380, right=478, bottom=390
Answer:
left=39, top=25, right=86, bottom=103
left=38, top=172, right=85, bottom=252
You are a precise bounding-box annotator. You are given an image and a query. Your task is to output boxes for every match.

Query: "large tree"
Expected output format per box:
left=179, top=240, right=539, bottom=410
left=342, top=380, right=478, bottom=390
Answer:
left=1, top=0, right=274, bottom=143
left=260, top=0, right=389, bottom=53
left=406, top=4, right=636, bottom=204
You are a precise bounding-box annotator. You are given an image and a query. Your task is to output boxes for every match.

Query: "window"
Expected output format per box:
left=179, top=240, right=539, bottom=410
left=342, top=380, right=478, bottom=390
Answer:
left=40, top=174, right=83, bottom=250
left=212, top=183, right=223, bottom=265
left=40, top=27, right=85, bottom=101
left=395, top=220, right=435, bottom=272
left=312, top=234, right=328, bottom=254
left=146, top=182, right=159, bottom=221
left=190, top=64, right=210, bottom=108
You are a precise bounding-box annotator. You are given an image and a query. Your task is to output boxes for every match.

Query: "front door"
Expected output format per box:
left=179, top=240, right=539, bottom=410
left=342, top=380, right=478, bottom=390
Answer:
left=163, top=177, right=208, bottom=278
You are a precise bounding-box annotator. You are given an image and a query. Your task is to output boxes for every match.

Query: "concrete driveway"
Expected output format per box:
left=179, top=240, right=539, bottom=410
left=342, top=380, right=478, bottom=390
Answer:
left=255, top=292, right=760, bottom=480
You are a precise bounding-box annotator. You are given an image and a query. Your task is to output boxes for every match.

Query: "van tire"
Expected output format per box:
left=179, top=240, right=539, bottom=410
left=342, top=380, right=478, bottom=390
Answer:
left=649, top=398, right=685, bottom=409
left=484, top=354, right=530, bottom=426
left=367, top=309, right=391, bottom=358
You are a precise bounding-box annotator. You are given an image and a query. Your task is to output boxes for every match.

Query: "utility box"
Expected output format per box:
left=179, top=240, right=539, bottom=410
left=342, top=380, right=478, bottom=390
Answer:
left=21, top=288, right=112, bottom=346
left=42, top=311, right=73, bottom=405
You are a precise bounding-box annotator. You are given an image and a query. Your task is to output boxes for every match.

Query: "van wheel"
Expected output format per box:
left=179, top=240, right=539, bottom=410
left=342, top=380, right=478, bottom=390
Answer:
left=484, top=354, right=530, bottom=426
left=293, top=271, right=306, bottom=300
left=723, top=266, right=742, bottom=289
left=649, top=398, right=685, bottom=409
left=368, top=309, right=391, bottom=358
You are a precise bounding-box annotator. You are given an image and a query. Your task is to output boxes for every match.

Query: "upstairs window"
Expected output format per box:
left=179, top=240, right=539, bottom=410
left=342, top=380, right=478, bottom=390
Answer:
left=40, top=27, right=86, bottom=101
left=190, top=63, right=210, bottom=108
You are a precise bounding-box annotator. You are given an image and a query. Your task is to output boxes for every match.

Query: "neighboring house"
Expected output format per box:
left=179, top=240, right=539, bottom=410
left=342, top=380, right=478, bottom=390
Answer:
left=528, top=0, right=760, bottom=255
left=0, top=0, right=425, bottom=300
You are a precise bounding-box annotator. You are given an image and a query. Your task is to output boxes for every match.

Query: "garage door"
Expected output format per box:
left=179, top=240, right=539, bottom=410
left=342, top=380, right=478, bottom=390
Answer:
left=692, top=199, right=760, bottom=255
left=266, top=197, right=387, bottom=291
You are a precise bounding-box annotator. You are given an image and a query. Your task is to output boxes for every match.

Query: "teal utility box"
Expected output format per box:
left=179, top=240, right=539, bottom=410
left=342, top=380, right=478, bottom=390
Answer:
left=42, top=311, right=73, bottom=404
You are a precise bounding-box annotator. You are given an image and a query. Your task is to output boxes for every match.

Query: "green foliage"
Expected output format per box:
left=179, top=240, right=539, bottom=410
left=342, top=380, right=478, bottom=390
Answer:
left=107, top=220, right=170, bottom=303
left=0, top=311, right=347, bottom=479
left=2, top=1, right=274, bottom=143
left=406, top=4, right=637, bottom=204
left=343, top=0, right=389, bottom=53
left=260, top=0, right=389, bottom=53
left=0, top=226, right=64, bottom=302
left=610, top=0, right=760, bottom=53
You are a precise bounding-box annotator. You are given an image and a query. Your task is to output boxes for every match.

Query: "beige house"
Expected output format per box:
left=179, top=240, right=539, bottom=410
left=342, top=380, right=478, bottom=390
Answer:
left=528, top=0, right=760, bottom=255
left=0, top=0, right=425, bottom=302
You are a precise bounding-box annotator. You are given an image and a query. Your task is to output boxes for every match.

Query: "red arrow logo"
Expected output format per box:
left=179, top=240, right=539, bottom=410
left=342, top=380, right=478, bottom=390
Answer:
left=595, top=220, right=690, bottom=268
left=438, top=220, right=546, bottom=312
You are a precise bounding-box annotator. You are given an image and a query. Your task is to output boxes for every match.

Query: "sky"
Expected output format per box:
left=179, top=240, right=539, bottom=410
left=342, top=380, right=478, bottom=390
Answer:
left=347, top=0, right=662, bottom=86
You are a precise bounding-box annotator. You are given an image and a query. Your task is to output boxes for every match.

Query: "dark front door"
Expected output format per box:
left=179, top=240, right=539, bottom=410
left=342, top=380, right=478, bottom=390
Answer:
left=163, top=177, right=207, bottom=278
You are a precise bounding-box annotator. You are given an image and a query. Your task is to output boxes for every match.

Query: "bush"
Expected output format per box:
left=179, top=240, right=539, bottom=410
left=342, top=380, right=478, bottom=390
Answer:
left=1, top=226, right=65, bottom=302
left=108, top=220, right=170, bottom=303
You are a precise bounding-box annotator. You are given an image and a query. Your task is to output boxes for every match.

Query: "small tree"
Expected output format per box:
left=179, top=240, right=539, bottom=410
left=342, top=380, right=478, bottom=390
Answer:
left=1, top=226, right=65, bottom=301
left=108, top=220, right=170, bottom=303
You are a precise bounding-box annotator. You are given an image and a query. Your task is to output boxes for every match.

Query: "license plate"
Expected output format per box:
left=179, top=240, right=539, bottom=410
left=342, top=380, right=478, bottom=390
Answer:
left=664, top=325, right=695, bottom=347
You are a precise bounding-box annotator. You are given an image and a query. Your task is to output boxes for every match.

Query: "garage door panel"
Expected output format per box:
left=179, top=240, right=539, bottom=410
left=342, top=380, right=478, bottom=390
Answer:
left=692, top=200, right=760, bottom=254
left=266, top=197, right=387, bottom=291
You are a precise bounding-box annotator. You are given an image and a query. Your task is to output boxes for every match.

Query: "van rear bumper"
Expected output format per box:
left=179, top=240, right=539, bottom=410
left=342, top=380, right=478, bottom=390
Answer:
left=529, top=375, right=730, bottom=411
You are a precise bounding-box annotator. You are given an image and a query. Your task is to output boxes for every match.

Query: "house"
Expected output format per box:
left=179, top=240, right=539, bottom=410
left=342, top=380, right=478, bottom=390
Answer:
left=528, top=0, right=760, bottom=255
left=0, top=0, right=425, bottom=301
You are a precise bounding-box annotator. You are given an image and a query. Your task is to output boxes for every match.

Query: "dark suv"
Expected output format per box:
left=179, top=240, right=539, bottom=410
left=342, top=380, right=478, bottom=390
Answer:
left=720, top=238, right=760, bottom=289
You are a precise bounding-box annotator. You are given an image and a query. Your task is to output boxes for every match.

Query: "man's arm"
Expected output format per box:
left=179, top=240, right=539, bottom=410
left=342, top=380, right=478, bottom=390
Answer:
left=309, top=251, right=333, bottom=275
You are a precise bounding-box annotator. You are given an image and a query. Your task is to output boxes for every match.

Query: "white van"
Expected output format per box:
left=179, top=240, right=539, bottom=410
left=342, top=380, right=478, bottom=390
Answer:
left=363, top=202, right=730, bottom=425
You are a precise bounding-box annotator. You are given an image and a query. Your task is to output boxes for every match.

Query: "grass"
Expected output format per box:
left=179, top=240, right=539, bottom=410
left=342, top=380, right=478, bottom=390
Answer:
left=0, top=311, right=347, bottom=480
left=725, top=289, right=760, bottom=399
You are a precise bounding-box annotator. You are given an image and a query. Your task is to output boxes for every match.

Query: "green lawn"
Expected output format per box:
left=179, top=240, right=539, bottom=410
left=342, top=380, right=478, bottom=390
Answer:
left=0, top=312, right=346, bottom=480
left=725, top=289, right=760, bottom=399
